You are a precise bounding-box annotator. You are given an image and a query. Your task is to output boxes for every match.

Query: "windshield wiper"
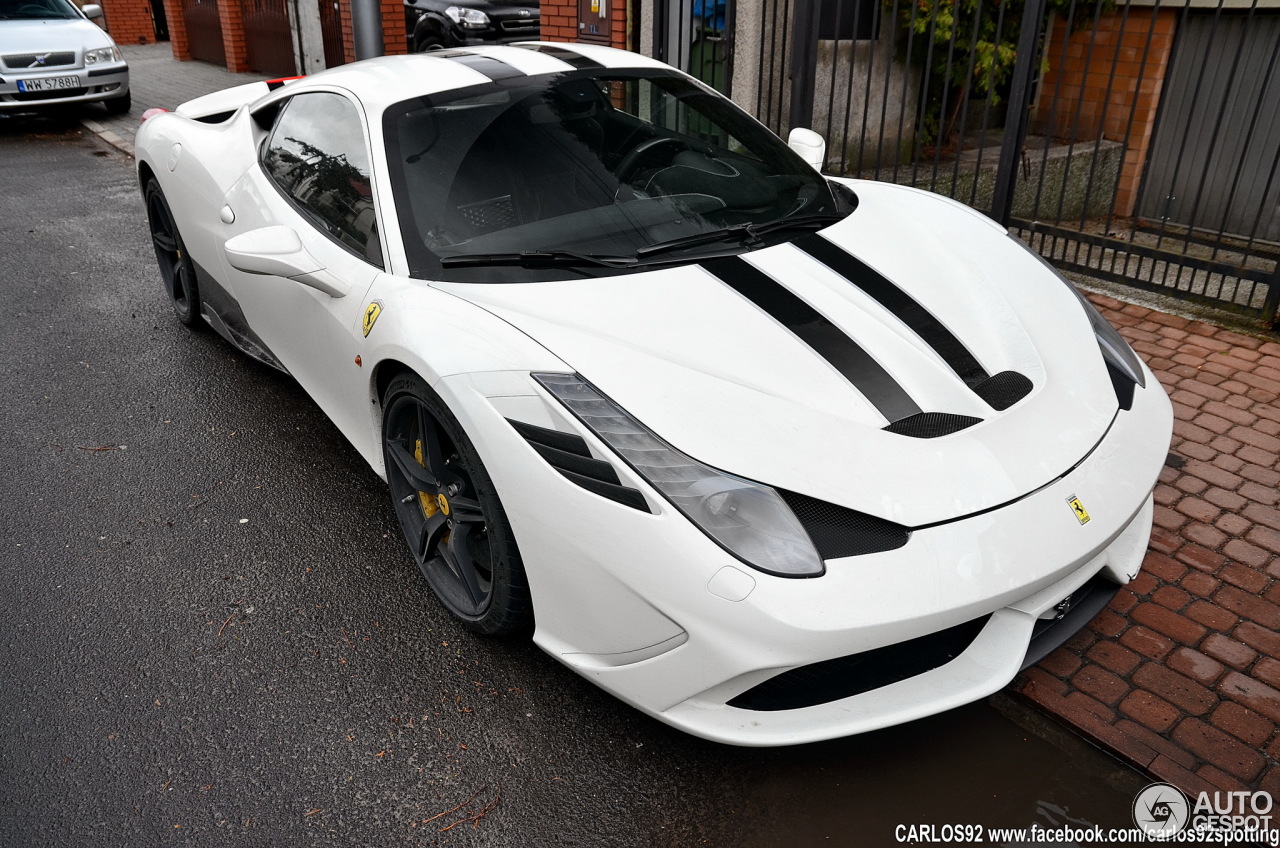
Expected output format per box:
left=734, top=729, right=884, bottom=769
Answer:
left=634, top=212, right=847, bottom=260
left=440, top=250, right=637, bottom=269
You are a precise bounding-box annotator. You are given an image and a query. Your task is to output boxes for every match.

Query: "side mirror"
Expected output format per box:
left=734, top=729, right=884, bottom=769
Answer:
left=82, top=4, right=103, bottom=17
left=788, top=128, right=826, bottom=172
left=224, top=225, right=348, bottom=297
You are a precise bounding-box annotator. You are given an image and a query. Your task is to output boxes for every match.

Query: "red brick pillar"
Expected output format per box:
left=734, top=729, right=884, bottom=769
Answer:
left=381, top=0, right=407, bottom=54
left=339, top=0, right=354, bottom=63
left=101, top=0, right=157, bottom=44
left=161, top=0, right=191, bottom=60
left=217, top=0, right=249, bottom=72
left=1037, top=8, right=1178, bottom=218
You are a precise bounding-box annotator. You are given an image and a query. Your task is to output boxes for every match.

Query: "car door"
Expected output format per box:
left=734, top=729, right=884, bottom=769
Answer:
left=219, top=89, right=385, bottom=445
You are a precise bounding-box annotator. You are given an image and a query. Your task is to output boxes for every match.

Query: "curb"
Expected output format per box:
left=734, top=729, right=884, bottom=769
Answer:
left=81, top=117, right=135, bottom=158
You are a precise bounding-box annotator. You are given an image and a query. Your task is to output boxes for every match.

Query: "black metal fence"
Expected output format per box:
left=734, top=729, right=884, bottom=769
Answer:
left=733, top=0, right=1280, bottom=328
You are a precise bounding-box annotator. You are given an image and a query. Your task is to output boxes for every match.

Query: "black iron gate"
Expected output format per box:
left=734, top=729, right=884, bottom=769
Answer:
left=181, top=0, right=226, bottom=66
left=761, top=0, right=1280, bottom=328
left=242, top=0, right=297, bottom=76
left=653, top=0, right=733, bottom=94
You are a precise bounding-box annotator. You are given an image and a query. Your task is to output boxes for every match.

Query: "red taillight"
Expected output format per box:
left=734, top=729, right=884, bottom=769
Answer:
left=140, top=107, right=168, bottom=123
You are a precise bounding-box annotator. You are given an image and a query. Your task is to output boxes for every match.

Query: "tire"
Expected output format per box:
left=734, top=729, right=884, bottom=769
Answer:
left=382, top=372, right=533, bottom=636
left=413, top=29, right=447, bottom=52
left=143, top=178, right=201, bottom=327
left=103, top=91, right=131, bottom=115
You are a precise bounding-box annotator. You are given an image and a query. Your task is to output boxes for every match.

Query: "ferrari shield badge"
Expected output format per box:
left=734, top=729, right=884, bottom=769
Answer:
left=1066, top=494, right=1091, bottom=525
left=362, top=301, right=382, bottom=337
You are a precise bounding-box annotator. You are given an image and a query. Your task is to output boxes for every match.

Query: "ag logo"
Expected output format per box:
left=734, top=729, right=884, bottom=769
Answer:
left=1132, top=782, right=1189, bottom=837
left=362, top=301, right=382, bottom=337
left=1066, top=494, right=1090, bottom=525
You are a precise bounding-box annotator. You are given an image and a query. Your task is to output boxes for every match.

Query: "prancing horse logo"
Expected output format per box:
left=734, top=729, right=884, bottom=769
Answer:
left=362, top=300, right=383, bottom=337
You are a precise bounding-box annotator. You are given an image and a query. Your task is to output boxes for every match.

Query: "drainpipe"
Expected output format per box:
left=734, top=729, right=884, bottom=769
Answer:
left=352, top=0, right=385, bottom=59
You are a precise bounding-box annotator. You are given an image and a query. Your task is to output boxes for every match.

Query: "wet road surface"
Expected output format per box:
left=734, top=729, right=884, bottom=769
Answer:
left=0, top=115, right=1172, bottom=847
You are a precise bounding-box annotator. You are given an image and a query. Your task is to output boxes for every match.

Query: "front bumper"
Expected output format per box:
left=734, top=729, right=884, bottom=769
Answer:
left=0, top=64, right=129, bottom=110
left=437, top=360, right=1171, bottom=746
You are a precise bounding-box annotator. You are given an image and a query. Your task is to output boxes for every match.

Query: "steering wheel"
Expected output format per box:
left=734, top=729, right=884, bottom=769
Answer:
left=615, top=137, right=686, bottom=183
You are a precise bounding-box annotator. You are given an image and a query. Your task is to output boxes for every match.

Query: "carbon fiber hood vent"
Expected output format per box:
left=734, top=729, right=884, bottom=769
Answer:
left=883, top=412, right=982, bottom=438
left=777, top=489, right=910, bottom=559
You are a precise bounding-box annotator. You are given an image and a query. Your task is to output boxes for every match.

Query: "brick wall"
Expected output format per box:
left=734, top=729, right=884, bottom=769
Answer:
left=379, top=0, right=408, bottom=56
left=101, top=0, right=158, bottom=45
left=160, top=0, right=190, bottom=60
left=216, top=0, right=248, bottom=72
left=1036, top=8, right=1177, bottom=218
left=540, top=0, right=628, bottom=47
left=158, top=0, right=405, bottom=73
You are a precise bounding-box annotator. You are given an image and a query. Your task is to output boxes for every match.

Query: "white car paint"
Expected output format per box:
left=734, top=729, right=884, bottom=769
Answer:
left=134, top=44, right=1173, bottom=745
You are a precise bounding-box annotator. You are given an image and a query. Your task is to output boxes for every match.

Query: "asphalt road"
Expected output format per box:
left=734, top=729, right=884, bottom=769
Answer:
left=1, top=118, right=1151, bottom=848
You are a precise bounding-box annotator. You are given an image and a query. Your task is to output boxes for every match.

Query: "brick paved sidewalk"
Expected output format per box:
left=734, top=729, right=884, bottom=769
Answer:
left=1018, top=293, right=1280, bottom=798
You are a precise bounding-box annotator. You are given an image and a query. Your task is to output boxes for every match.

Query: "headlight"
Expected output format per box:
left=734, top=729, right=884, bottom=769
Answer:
left=1070, top=288, right=1146, bottom=389
left=444, top=5, right=489, bottom=27
left=84, top=46, right=123, bottom=64
left=535, top=373, right=825, bottom=578
left=1010, top=236, right=1146, bottom=393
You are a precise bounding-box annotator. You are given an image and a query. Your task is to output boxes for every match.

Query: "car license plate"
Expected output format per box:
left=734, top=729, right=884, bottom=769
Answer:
left=17, top=75, right=79, bottom=93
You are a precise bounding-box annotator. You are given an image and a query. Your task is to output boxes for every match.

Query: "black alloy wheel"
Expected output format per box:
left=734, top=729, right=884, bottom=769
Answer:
left=382, top=372, right=532, bottom=635
left=144, top=178, right=200, bottom=327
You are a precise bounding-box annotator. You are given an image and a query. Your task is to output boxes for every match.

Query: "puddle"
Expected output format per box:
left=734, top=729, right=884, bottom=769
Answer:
left=734, top=698, right=1203, bottom=847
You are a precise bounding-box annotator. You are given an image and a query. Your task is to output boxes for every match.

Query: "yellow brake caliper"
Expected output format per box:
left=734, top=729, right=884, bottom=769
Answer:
left=414, top=439, right=439, bottom=518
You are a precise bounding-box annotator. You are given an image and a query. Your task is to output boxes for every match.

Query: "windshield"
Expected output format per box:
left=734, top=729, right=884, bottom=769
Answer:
left=0, top=0, right=80, bottom=19
left=384, top=69, right=853, bottom=281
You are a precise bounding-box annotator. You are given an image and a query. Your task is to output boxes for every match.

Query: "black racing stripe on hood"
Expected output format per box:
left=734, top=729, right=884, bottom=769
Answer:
left=795, top=233, right=989, bottom=386
left=702, top=256, right=922, bottom=423
left=430, top=51, right=526, bottom=81
left=512, top=44, right=605, bottom=69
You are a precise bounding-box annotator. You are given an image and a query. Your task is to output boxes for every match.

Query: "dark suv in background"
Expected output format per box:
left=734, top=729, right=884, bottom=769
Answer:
left=404, top=0, right=538, bottom=52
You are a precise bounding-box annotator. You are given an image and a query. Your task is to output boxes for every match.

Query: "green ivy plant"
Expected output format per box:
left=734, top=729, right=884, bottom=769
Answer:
left=890, top=0, right=1111, bottom=148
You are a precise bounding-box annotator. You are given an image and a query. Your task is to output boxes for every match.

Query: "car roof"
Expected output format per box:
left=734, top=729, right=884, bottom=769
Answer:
left=290, top=43, right=670, bottom=115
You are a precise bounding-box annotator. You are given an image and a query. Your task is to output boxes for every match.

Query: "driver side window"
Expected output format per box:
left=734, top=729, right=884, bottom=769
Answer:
left=261, top=92, right=382, bottom=268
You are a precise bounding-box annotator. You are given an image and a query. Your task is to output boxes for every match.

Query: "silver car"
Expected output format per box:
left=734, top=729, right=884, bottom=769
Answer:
left=0, top=0, right=130, bottom=113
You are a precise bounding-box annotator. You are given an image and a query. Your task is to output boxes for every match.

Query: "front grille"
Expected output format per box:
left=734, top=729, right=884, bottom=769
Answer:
left=884, top=411, right=982, bottom=438
left=777, top=489, right=910, bottom=559
left=728, top=615, right=991, bottom=711
left=13, top=87, right=86, bottom=101
left=507, top=419, right=650, bottom=512
left=499, top=18, right=539, bottom=30
left=4, top=51, right=76, bottom=69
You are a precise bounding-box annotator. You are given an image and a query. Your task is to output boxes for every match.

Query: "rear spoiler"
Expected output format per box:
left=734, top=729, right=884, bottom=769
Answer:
left=171, top=75, right=304, bottom=121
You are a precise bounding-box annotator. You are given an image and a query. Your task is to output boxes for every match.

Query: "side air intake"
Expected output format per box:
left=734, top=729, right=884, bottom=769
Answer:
left=507, top=419, right=650, bottom=512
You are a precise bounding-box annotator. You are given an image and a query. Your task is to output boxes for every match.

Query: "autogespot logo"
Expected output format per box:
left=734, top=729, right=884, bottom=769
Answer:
left=1133, top=782, right=1191, bottom=837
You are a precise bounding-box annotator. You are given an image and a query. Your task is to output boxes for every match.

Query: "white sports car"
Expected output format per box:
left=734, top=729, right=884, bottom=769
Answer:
left=135, top=44, right=1172, bottom=746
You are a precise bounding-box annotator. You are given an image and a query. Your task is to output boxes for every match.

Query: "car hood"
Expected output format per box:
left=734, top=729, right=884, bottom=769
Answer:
left=0, top=18, right=114, bottom=54
left=434, top=181, right=1124, bottom=526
